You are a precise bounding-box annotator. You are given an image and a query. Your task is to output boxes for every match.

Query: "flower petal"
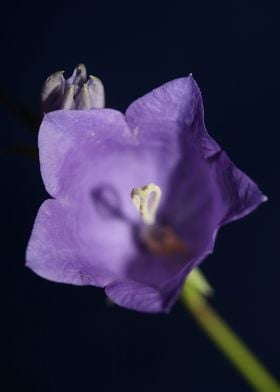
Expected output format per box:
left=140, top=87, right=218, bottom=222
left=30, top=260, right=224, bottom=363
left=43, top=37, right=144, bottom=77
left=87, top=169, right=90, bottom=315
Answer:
left=39, top=109, right=133, bottom=198
left=125, top=75, right=220, bottom=158
left=105, top=281, right=165, bottom=313
left=105, top=265, right=190, bottom=313
left=26, top=199, right=112, bottom=287
left=215, top=151, right=267, bottom=225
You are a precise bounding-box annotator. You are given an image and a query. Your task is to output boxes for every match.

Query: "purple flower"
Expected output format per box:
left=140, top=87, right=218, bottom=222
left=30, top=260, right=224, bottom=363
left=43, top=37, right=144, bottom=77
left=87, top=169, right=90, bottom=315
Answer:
left=26, top=69, right=266, bottom=313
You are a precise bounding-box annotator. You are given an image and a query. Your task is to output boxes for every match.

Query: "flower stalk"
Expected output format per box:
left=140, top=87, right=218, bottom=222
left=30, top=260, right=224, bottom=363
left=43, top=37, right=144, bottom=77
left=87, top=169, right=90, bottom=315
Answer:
left=181, top=275, right=280, bottom=392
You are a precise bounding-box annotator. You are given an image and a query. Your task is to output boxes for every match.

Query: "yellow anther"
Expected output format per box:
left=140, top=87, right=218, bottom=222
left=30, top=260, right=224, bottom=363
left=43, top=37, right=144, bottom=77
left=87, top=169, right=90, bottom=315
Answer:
left=131, top=183, right=162, bottom=225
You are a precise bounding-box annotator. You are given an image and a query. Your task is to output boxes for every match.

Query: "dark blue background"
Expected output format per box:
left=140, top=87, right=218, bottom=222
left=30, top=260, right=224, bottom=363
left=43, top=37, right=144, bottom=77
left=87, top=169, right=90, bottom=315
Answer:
left=1, top=1, right=279, bottom=391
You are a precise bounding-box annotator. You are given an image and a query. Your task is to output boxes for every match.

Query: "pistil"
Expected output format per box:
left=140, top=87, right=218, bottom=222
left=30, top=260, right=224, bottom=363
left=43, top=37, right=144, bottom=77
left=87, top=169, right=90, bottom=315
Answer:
left=131, top=183, right=186, bottom=256
left=131, top=183, right=162, bottom=225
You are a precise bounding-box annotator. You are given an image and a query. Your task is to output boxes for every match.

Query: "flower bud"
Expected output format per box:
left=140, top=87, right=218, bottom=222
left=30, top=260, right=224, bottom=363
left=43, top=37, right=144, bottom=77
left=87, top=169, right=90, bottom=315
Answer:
left=41, top=64, right=105, bottom=112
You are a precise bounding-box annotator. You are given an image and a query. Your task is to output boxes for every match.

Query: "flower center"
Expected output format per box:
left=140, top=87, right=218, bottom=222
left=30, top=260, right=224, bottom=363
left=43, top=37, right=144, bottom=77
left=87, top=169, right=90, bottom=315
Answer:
left=131, top=183, right=187, bottom=256
left=131, top=183, right=162, bottom=225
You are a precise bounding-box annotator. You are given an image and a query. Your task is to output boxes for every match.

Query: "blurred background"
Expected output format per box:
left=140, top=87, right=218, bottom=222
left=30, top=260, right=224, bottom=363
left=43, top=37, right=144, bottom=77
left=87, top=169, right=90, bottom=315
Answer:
left=1, top=0, right=279, bottom=391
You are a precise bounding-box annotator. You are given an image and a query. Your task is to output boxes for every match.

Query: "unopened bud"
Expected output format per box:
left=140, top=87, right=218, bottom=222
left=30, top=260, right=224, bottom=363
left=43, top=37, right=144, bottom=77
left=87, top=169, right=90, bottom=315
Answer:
left=41, top=64, right=105, bottom=112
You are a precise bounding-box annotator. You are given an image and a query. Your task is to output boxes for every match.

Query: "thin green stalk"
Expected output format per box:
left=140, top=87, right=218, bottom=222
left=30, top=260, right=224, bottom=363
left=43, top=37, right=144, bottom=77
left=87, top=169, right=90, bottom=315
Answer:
left=181, top=283, right=280, bottom=392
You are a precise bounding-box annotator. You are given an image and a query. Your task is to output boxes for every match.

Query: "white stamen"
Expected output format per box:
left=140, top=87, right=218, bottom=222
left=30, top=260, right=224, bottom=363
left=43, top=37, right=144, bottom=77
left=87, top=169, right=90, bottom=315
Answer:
left=131, top=183, right=162, bottom=225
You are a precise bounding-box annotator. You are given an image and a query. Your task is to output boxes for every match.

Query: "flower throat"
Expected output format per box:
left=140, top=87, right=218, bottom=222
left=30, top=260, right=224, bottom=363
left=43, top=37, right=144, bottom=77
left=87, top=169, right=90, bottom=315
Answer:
left=131, top=183, right=186, bottom=256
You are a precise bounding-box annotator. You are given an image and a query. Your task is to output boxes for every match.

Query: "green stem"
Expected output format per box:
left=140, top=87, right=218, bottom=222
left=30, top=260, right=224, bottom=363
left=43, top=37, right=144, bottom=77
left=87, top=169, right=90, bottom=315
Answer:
left=181, top=283, right=280, bottom=392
